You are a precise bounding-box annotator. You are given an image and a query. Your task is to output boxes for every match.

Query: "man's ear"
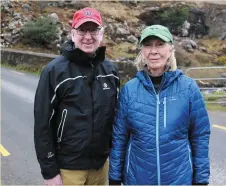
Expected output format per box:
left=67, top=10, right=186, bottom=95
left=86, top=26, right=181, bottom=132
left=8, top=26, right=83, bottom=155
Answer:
left=71, top=29, right=75, bottom=42
left=71, top=29, right=74, bottom=36
left=99, top=30, right=104, bottom=46
left=100, top=34, right=104, bottom=42
left=100, top=29, right=104, bottom=41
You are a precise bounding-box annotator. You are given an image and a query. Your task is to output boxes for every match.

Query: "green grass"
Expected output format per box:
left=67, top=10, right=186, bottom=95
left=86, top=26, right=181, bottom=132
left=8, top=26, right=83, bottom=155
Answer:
left=111, top=42, right=137, bottom=59
left=1, top=62, right=41, bottom=75
left=203, top=91, right=226, bottom=101
left=206, top=103, right=226, bottom=112
left=198, top=39, right=224, bottom=53
left=203, top=91, right=226, bottom=112
left=194, top=51, right=214, bottom=66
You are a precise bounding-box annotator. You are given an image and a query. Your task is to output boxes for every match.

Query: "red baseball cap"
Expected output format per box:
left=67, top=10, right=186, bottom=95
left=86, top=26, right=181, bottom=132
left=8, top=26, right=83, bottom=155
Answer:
left=72, top=7, right=102, bottom=29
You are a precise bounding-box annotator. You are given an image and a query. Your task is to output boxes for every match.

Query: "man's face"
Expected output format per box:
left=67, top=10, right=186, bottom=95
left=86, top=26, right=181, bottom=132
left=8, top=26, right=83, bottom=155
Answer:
left=71, top=22, right=104, bottom=56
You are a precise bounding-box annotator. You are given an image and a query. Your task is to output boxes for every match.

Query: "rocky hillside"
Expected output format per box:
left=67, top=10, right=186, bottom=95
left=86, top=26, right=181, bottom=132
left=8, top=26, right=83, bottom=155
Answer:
left=1, top=0, right=226, bottom=68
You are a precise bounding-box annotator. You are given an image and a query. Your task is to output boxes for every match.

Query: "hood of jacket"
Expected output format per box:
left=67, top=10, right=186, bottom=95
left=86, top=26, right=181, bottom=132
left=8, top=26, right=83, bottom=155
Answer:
left=136, top=69, right=183, bottom=92
left=60, top=40, right=106, bottom=66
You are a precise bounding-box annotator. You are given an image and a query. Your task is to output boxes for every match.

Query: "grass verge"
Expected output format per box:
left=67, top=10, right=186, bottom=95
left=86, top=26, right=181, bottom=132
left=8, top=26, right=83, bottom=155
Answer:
left=203, top=91, right=226, bottom=101
left=204, top=91, right=226, bottom=112
left=206, top=103, right=226, bottom=112
left=1, top=62, right=41, bottom=75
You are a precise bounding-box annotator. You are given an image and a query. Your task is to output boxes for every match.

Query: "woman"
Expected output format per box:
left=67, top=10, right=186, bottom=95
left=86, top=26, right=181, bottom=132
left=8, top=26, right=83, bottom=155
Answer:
left=109, top=25, right=210, bottom=185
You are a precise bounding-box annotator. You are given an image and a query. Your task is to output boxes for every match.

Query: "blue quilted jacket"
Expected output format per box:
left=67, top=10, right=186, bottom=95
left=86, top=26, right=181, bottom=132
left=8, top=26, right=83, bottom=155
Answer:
left=109, top=69, right=210, bottom=185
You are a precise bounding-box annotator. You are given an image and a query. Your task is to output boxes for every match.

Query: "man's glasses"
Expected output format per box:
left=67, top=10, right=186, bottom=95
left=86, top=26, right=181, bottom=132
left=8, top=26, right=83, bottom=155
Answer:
left=75, top=27, right=103, bottom=36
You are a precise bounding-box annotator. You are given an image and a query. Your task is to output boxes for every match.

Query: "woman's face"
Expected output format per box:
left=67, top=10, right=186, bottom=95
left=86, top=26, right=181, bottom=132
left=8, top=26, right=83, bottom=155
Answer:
left=141, top=37, right=173, bottom=72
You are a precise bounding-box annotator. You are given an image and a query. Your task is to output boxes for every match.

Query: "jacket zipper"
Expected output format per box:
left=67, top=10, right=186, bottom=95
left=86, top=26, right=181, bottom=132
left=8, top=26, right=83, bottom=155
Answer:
left=57, top=109, right=67, bottom=143
left=148, top=74, right=165, bottom=186
left=48, top=109, right=55, bottom=128
left=163, top=97, right=167, bottom=128
left=90, top=61, right=95, bottom=157
left=156, top=95, right=161, bottom=185
left=187, top=144, right=192, bottom=170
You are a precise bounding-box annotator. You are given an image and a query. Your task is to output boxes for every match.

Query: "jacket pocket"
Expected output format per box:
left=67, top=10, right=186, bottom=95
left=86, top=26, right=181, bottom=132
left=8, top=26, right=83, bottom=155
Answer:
left=57, top=109, right=67, bottom=143
left=163, top=97, right=167, bottom=128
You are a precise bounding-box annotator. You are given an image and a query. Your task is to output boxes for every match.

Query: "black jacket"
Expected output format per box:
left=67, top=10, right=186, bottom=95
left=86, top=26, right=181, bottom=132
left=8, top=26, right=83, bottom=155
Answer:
left=34, top=41, right=120, bottom=179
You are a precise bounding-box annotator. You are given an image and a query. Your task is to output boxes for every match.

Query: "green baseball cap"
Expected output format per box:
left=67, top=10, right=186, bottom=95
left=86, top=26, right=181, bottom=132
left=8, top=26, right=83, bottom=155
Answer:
left=139, top=25, right=173, bottom=44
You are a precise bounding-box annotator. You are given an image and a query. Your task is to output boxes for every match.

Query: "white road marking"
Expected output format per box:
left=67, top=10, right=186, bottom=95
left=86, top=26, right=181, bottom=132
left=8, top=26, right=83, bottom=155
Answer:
left=11, top=71, right=25, bottom=75
left=212, top=125, right=226, bottom=131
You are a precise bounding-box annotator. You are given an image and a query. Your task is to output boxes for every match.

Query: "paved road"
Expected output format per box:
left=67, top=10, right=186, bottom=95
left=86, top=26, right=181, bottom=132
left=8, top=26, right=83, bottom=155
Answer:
left=1, top=67, right=226, bottom=185
left=1, top=68, right=42, bottom=185
left=208, top=111, right=226, bottom=185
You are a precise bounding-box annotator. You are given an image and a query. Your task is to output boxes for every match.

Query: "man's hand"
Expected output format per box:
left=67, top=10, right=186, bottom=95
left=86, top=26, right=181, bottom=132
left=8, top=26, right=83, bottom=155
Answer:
left=45, top=174, right=62, bottom=186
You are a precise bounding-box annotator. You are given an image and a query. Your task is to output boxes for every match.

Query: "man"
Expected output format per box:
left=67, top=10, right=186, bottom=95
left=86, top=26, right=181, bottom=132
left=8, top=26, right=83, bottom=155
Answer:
left=34, top=7, right=120, bottom=185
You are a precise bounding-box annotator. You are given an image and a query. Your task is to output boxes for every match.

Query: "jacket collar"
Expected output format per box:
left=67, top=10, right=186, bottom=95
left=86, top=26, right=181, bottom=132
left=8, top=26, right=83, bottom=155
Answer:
left=136, top=69, right=183, bottom=91
left=60, top=40, right=106, bottom=66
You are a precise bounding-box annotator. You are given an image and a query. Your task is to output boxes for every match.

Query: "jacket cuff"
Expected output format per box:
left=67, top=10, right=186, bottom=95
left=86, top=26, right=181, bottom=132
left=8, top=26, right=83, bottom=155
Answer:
left=192, top=183, right=208, bottom=185
left=42, top=167, right=60, bottom=180
left=109, top=179, right=121, bottom=185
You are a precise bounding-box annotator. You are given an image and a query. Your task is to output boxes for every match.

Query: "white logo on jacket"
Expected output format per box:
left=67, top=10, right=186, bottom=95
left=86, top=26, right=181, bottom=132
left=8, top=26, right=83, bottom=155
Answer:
left=171, top=97, right=177, bottom=101
left=103, top=83, right=110, bottom=90
left=47, top=152, right=54, bottom=158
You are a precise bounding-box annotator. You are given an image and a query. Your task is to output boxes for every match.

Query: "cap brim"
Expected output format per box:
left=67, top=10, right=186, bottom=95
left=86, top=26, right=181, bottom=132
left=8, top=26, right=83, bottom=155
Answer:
left=140, top=33, right=171, bottom=44
left=73, top=18, right=101, bottom=28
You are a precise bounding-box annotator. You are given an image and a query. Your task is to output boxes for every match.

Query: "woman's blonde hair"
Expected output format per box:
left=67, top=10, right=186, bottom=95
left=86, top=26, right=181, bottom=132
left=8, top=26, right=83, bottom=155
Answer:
left=134, top=45, right=177, bottom=71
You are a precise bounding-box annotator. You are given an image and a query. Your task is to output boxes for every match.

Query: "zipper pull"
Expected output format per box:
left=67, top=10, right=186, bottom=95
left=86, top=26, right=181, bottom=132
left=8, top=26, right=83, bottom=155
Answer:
left=90, top=61, right=94, bottom=69
left=163, top=97, right=166, bottom=104
left=163, top=97, right=167, bottom=128
left=57, top=143, right=60, bottom=149
left=157, top=95, right=161, bottom=105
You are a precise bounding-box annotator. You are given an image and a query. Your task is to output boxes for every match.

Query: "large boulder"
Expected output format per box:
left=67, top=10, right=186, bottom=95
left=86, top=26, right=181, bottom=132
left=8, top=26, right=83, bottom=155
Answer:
left=182, top=39, right=197, bottom=52
left=181, top=20, right=191, bottom=37
left=188, top=8, right=209, bottom=38
left=48, top=13, right=59, bottom=24
left=127, top=35, right=138, bottom=43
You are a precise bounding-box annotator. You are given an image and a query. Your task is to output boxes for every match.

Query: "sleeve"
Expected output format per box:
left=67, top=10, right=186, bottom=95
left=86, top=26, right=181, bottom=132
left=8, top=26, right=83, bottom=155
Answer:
left=189, top=81, right=211, bottom=184
left=34, top=67, right=60, bottom=179
left=109, top=64, right=120, bottom=149
left=112, top=63, right=120, bottom=100
left=109, top=84, right=130, bottom=182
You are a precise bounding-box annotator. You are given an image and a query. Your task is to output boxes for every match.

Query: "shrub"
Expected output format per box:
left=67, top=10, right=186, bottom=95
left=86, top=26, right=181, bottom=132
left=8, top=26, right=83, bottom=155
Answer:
left=159, top=6, right=189, bottom=34
left=194, top=52, right=213, bottom=65
left=139, top=5, right=189, bottom=35
left=20, top=16, right=59, bottom=46
left=215, top=55, right=226, bottom=66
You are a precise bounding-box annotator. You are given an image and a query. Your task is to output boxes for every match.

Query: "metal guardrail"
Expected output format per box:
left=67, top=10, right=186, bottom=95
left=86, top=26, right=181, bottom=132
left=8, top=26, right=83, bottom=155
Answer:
left=185, top=66, right=226, bottom=73
left=185, top=66, right=226, bottom=104
left=193, top=78, right=226, bottom=81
